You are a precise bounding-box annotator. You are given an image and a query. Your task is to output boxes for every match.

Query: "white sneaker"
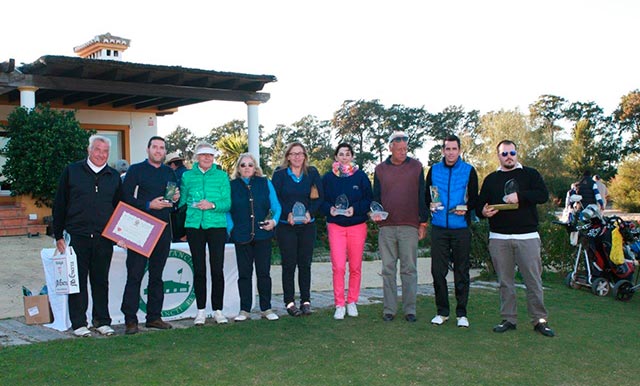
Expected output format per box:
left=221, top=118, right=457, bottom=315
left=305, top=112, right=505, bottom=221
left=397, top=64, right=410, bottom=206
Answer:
left=235, top=310, right=250, bottom=322
left=261, top=309, right=279, bottom=321
left=73, top=326, right=91, bottom=337
left=457, top=316, right=470, bottom=328
left=95, top=325, right=115, bottom=336
left=431, top=315, right=449, bottom=325
left=346, top=303, right=358, bottom=317
left=334, top=306, right=346, bottom=320
left=194, top=309, right=206, bottom=325
left=213, top=310, right=228, bottom=324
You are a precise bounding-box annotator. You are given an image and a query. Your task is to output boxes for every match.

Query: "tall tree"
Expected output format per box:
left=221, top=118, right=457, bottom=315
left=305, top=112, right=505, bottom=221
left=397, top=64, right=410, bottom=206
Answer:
left=529, top=94, right=567, bottom=144
left=614, top=89, right=640, bottom=154
left=427, top=105, right=479, bottom=165
left=165, top=125, right=197, bottom=161
left=564, top=119, right=599, bottom=177
left=205, top=119, right=248, bottom=144
left=332, top=100, right=385, bottom=169
left=384, top=104, right=431, bottom=162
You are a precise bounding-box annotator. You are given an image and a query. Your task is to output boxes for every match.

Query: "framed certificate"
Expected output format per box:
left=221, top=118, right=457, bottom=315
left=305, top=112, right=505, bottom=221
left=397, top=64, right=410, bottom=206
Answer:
left=102, top=202, right=167, bottom=258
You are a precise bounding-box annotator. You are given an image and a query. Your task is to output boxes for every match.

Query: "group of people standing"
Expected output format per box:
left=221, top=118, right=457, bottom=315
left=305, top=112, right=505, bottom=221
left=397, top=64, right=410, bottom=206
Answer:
left=52, top=130, right=555, bottom=338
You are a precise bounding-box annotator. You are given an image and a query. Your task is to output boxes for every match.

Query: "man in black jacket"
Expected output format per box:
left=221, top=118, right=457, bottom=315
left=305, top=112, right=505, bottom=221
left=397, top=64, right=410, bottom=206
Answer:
left=477, top=140, right=555, bottom=338
left=53, top=135, right=121, bottom=338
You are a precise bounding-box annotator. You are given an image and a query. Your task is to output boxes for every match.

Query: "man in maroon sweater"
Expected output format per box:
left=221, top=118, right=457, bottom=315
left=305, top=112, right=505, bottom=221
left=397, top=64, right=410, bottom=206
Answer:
left=372, top=131, right=428, bottom=322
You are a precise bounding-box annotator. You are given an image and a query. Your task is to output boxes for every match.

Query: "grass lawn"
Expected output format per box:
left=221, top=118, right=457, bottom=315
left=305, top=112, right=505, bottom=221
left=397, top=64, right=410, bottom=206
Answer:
left=1, top=276, right=639, bottom=385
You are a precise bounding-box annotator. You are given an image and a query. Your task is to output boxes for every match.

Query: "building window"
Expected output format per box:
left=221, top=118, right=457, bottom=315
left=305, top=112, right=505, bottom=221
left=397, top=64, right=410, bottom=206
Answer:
left=106, top=49, right=111, bottom=56
left=114, top=51, right=119, bottom=57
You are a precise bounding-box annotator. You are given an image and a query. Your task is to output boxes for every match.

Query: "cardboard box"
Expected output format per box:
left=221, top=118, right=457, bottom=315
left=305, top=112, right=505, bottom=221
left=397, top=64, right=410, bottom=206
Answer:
left=23, top=295, right=53, bottom=324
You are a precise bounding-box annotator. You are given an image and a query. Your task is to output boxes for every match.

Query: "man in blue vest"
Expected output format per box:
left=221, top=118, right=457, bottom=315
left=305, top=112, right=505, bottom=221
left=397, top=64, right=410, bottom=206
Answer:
left=425, top=135, right=478, bottom=328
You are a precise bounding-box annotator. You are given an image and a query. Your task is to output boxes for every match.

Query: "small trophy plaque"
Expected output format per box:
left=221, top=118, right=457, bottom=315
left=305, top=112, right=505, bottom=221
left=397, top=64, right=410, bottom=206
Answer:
left=292, top=201, right=307, bottom=224
left=430, top=186, right=445, bottom=211
left=334, top=194, right=350, bottom=216
left=369, top=201, right=388, bottom=220
left=164, top=181, right=177, bottom=202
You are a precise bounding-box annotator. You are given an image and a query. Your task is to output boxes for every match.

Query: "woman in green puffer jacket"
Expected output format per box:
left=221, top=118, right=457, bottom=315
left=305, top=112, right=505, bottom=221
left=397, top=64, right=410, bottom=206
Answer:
left=179, top=142, right=231, bottom=325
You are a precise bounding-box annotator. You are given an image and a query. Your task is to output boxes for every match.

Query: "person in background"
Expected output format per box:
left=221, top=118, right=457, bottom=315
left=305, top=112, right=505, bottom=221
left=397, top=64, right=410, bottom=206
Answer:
left=179, top=142, right=231, bottom=325
left=166, top=152, right=188, bottom=186
left=477, top=139, right=555, bottom=337
left=166, top=152, right=189, bottom=242
left=120, top=136, right=179, bottom=335
left=593, top=174, right=608, bottom=209
left=53, top=135, right=121, bottom=337
left=115, top=159, right=129, bottom=182
left=272, top=142, right=324, bottom=317
left=321, top=143, right=372, bottom=320
left=227, top=153, right=281, bottom=322
left=575, top=170, right=604, bottom=211
left=425, top=135, right=478, bottom=328
left=372, top=131, right=428, bottom=323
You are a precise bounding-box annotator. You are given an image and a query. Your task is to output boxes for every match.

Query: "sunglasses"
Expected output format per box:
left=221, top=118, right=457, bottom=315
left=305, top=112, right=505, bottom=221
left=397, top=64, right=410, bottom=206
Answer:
left=500, top=150, right=517, bottom=157
left=392, top=136, right=409, bottom=143
left=240, top=163, right=254, bottom=168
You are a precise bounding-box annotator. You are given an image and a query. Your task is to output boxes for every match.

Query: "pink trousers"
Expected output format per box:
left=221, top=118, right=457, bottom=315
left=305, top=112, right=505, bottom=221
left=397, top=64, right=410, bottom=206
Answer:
left=327, top=222, right=367, bottom=306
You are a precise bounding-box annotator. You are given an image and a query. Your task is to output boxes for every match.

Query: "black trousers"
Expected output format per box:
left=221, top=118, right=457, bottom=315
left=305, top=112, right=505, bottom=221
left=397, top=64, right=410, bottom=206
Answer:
left=430, top=226, right=471, bottom=317
left=276, top=223, right=316, bottom=305
left=120, top=227, right=171, bottom=324
left=68, top=235, right=113, bottom=330
left=235, top=238, right=273, bottom=312
left=186, top=227, right=227, bottom=310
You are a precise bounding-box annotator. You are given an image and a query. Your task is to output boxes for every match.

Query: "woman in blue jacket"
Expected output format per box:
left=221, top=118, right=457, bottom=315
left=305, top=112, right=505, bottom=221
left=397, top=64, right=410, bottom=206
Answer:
left=272, top=142, right=323, bottom=317
left=227, top=153, right=281, bottom=321
left=321, top=143, right=372, bottom=319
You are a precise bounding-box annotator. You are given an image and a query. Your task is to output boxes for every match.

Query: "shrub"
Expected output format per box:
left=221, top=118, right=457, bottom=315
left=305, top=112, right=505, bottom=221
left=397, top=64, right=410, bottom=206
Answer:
left=1, top=104, right=91, bottom=207
left=608, top=155, right=640, bottom=212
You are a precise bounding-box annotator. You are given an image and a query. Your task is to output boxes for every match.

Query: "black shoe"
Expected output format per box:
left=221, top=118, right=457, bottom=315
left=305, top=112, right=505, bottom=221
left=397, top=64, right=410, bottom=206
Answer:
left=493, top=320, right=517, bottom=333
left=145, top=319, right=173, bottom=330
left=125, top=322, right=139, bottom=335
left=286, top=304, right=302, bottom=317
left=300, top=302, right=312, bottom=316
left=405, top=314, right=417, bottom=322
left=383, top=313, right=395, bottom=322
left=533, top=319, right=555, bottom=337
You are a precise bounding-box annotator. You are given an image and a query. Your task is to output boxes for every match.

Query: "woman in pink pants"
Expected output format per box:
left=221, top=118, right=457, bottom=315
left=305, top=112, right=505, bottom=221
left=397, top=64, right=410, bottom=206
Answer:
left=321, top=143, right=373, bottom=319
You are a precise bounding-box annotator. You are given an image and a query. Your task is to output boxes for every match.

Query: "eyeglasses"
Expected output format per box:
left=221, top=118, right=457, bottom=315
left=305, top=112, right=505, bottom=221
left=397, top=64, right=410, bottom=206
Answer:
left=500, top=150, right=517, bottom=157
left=240, top=163, right=254, bottom=168
left=289, top=151, right=305, bottom=157
left=391, top=136, right=409, bottom=143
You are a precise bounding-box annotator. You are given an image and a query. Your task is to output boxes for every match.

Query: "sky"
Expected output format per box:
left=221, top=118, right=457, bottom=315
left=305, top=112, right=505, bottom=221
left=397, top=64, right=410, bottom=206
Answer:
left=2, top=0, right=638, bottom=144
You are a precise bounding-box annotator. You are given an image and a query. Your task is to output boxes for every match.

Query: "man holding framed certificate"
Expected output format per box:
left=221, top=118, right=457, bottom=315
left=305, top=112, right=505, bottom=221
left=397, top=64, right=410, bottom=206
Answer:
left=120, top=136, right=179, bottom=335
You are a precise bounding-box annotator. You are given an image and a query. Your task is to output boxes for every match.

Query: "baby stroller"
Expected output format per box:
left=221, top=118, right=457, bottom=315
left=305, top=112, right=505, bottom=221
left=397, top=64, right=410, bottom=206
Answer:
left=555, top=203, right=637, bottom=296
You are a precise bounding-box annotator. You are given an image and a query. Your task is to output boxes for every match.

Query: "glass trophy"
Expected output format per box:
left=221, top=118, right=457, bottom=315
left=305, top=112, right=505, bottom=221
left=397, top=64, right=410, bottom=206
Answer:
left=292, top=201, right=307, bottom=224
left=503, top=178, right=519, bottom=203
left=334, top=194, right=349, bottom=216
left=369, top=201, right=388, bottom=220
left=164, top=181, right=177, bottom=202
left=429, top=186, right=445, bottom=211
left=190, top=190, right=203, bottom=208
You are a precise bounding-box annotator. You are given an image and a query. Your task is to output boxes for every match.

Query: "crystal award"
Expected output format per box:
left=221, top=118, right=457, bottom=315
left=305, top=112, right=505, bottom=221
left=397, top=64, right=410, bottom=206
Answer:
left=369, top=201, right=388, bottom=220
left=334, top=194, right=349, bottom=216
left=164, top=181, right=177, bottom=202
left=430, top=186, right=445, bottom=211
left=503, top=178, right=519, bottom=203
left=292, top=201, right=307, bottom=224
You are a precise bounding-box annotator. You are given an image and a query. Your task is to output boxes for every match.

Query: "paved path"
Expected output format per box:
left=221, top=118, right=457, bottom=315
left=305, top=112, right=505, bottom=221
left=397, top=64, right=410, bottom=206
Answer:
left=0, top=233, right=483, bottom=346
